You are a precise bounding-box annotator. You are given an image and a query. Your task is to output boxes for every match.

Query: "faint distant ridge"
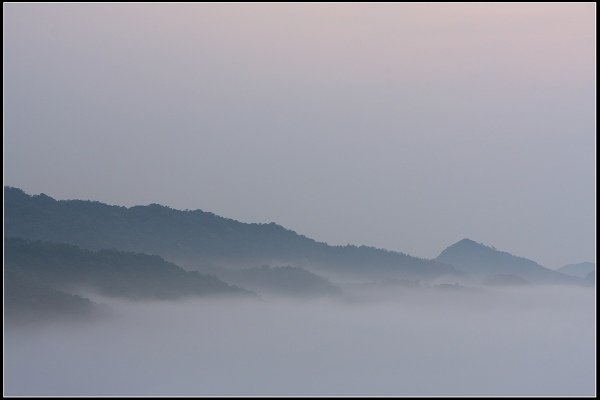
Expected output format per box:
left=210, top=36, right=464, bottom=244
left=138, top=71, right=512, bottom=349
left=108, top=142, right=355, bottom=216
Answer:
left=216, top=265, right=342, bottom=298
left=436, top=238, right=582, bottom=285
left=5, top=237, right=249, bottom=300
left=4, top=236, right=251, bottom=323
left=557, top=262, right=595, bottom=279
left=4, top=187, right=457, bottom=281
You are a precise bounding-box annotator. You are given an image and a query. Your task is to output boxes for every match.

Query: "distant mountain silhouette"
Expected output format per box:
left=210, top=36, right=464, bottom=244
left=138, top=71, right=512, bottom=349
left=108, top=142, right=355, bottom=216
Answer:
left=5, top=268, right=103, bottom=325
left=5, top=237, right=249, bottom=302
left=215, top=265, right=341, bottom=298
left=436, top=239, right=582, bottom=285
left=557, top=262, right=595, bottom=279
left=5, top=187, right=456, bottom=281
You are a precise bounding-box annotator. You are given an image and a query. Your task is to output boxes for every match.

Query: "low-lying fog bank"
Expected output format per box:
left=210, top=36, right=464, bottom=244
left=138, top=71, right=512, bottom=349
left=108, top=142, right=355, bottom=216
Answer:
left=4, top=286, right=595, bottom=396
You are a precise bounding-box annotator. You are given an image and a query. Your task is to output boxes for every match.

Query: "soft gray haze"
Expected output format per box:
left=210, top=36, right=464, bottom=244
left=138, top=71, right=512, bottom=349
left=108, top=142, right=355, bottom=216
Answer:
left=5, top=288, right=596, bottom=396
left=4, top=3, right=596, bottom=266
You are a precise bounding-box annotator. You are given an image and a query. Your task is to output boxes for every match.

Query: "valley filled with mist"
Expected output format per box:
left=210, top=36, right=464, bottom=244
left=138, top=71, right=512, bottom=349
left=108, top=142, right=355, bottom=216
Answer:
left=4, top=187, right=596, bottom=396
left=5, top=3, right=595, bottom=397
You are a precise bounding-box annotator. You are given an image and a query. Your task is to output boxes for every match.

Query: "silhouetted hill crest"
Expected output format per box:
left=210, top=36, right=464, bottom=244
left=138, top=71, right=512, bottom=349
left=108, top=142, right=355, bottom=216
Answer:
left=436, top=238, right=581, bottom=285
left=5, top=186, right=455, bottom=280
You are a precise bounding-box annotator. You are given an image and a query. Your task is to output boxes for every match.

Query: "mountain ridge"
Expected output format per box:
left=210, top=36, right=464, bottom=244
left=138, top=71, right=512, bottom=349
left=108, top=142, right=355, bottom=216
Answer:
left=557, top=262, right=596, bottom=278
left=5, top=186, right=457, bottom=281
left=5, top=236, right=250, bottom=300
left=436, top=238, right=582, bottom=285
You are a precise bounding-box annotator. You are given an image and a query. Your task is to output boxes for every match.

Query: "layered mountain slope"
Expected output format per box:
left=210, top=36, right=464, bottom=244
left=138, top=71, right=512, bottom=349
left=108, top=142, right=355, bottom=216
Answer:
left=557, top=262, right=595, bottom=279
left=5, top=187, right=456, bottom=281
left=215, top=265, right=341, bottom=298
left=5, top=237, right=248, bottom=300
left=5, top=268, right=102, bottom=324
left=436, top=239, right=582, bottom=285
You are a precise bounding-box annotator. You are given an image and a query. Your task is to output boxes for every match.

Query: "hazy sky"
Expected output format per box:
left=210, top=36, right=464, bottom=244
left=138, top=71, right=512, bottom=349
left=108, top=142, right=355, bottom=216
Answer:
left=4, top=3, right=596, bottom=267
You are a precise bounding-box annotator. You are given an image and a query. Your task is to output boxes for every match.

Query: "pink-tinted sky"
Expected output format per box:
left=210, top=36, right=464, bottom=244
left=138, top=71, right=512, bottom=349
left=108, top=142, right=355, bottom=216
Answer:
left=4, top=3, right=596, bottom=266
